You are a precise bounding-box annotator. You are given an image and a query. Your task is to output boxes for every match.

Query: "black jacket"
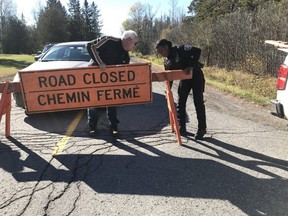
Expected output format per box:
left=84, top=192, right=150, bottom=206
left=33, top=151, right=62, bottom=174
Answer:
left=87, top=36, right=130, bottom=66
left=164, top=45, right=202, bottom=70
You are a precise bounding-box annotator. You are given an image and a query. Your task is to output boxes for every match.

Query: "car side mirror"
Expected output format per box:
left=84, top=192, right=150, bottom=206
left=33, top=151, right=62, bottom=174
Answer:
left=37, top=51, right=42, bottom=54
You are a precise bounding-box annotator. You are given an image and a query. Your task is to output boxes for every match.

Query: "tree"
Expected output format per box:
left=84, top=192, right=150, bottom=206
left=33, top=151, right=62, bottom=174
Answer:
left=82, top=0, right=91, bottom=39
left=82, top=1, right=102, bottom=40
left=179, top=0, right=288, bottom=74
left=0, top=0, right=16, bottom=52
left=188, top=0, right=235, bottom=21
left=32, top=0, right=45, bottom=25
left=188, top=0, right=274, bottom=21
left=168, top=0, right=185, bottom=27
left=2, top=16, right=29, bottom=53
left=123, top=2, right=156, bottom=54
left=68, top=0, right=85, bottom=41
left=89, top=2, right=102, bottom=38
left=37, top=0, right=69, bottom=44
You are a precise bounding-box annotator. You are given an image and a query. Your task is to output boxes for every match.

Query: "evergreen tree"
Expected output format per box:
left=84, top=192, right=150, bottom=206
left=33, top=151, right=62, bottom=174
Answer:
left=68, top=0, right=85, bottom=41
left=0, top=0, right=16, bottom=52
left=187, top=0, right=273, bottom=21
left=82, top=0, right=91, bottom=40
left=37, top=0, right=69, bottom=44
left=2, top=16, right=29, bottom=53
left=89, top=2, right=102, bottom=39
left=82, top=0, right=102, bottom=40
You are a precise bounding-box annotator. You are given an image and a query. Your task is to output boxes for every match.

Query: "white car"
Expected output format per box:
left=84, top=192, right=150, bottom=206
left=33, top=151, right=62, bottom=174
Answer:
left=13, top=41, right=91, bottom=108
left=266, top=40, right=288, bottom=119
left=34, top=43, right=55, bottom=61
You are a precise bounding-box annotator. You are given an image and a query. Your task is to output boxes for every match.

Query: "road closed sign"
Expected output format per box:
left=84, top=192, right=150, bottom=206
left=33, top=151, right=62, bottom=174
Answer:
left=19, top=63, right=152, bottom=114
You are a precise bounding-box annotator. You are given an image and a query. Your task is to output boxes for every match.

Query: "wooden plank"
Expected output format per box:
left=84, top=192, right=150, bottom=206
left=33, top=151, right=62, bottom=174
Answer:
left=165, top=80, right=182, bottom=145
left=0, top=81, right=12, bottom=137
left=0, top=82, right=22, bottom=93
left=152, top=70, right=192, bottom=82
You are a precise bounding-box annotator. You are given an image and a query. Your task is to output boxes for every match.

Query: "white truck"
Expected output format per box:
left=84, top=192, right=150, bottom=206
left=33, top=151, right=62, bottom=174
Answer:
left=265, top=40, right=288, bottom=119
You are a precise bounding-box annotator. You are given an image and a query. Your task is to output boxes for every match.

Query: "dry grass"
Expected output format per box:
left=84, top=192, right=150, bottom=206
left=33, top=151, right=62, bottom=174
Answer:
left=135, top=53, right=277, bottom=106
left=0, top=54, right=34, bottom=79
left=132, top=52, right=164, bottom=66
left=204, top=67, right=276, bottom=106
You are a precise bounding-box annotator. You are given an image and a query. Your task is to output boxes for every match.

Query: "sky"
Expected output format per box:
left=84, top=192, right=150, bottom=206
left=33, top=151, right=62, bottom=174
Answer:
left=15, top=0, right=192, bottom=37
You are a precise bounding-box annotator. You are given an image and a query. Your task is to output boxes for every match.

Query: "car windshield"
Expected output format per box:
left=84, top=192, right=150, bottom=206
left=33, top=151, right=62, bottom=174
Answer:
left=41, top=44, right=90, bottom=62
left=42, top=44, right=54, bottom=53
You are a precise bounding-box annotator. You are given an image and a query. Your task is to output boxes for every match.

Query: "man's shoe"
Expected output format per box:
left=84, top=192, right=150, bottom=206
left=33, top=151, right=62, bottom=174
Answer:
left=89, top=124, right=97, bottom=134
left=194, top=129, right=206, bottom=140
left=179, top=126, right=187, bottom=136
left=110, top=124, right=119, bottom=136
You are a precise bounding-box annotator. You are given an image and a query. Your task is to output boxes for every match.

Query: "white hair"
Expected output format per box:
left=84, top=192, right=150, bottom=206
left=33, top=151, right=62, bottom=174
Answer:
left=121, top=30, right=138, bottom=40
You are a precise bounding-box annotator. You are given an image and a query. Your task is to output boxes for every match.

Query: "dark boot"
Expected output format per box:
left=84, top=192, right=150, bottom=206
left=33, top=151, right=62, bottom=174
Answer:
left=179, top=125, right=187, bottom=136
left=110, top=123, right=119, bottom=136
left=89, top=124, right=97, bottom=135
left=194, top=129, right=206, bottom=140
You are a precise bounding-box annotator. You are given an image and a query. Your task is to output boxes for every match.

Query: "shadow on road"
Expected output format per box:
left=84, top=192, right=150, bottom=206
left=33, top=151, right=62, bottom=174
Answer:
left=1, top=134, right=287, bottom=215
left=2, top=88, right=288, bottom=215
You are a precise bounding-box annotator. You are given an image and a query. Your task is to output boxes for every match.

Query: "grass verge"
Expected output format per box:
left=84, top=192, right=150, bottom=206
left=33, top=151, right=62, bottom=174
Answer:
left=132, top=52, right=276, bottom=107
left=204, top=67, right=276, bottom=106
left=0, top=54, right=34, bottom=79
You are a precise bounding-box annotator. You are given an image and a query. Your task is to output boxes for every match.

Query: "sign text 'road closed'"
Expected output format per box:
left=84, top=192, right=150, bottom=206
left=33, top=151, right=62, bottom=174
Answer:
left=19, top=63, right=152, bottom=114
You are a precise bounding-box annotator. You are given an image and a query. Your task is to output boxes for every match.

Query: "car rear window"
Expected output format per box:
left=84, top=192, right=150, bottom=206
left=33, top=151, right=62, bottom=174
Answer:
left=41, top=45, right=90, bottom=62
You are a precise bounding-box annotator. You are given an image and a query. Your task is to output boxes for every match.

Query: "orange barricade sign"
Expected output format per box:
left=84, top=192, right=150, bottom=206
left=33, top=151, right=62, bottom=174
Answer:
left=1, top=66, right=190, bottom=144
left=19, top=63, right=152, bottom=114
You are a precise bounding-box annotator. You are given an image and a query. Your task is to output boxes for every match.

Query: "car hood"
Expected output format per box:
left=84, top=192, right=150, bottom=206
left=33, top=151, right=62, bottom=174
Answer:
left=20, top=61, right=90, bottom=72
left=13, top=61, right=90, bottom=82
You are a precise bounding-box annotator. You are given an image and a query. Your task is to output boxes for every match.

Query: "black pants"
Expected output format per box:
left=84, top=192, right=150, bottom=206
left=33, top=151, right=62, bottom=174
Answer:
left=87, top=107, right=119, bottom=126
left=177, top=68, right=206, bottom=130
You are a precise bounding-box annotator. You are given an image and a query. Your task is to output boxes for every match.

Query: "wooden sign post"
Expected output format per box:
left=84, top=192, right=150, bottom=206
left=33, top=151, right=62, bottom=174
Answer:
left=152, top=70, right=192, bottom=145
left=0, top=81, right=11, bottom=137
left=0, top=81, right=22, bottom=137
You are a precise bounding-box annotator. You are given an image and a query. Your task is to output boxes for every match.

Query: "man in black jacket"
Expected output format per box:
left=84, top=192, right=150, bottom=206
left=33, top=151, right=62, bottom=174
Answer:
left=156, top=39, right=206, bottom=139
left=86, top=30, right=138, bottom=135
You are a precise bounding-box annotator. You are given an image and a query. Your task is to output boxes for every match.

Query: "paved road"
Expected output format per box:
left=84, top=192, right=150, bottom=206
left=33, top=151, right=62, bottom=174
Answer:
left=1, top=61, right=288, bottom=216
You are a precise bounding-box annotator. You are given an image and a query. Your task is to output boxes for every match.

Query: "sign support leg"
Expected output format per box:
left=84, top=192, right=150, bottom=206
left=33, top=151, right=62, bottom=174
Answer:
left=5, top=92, right=11, bottom=137
left=0, top=81, right=11, bottom=137
left=165, top=80, right=182, bottom=145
